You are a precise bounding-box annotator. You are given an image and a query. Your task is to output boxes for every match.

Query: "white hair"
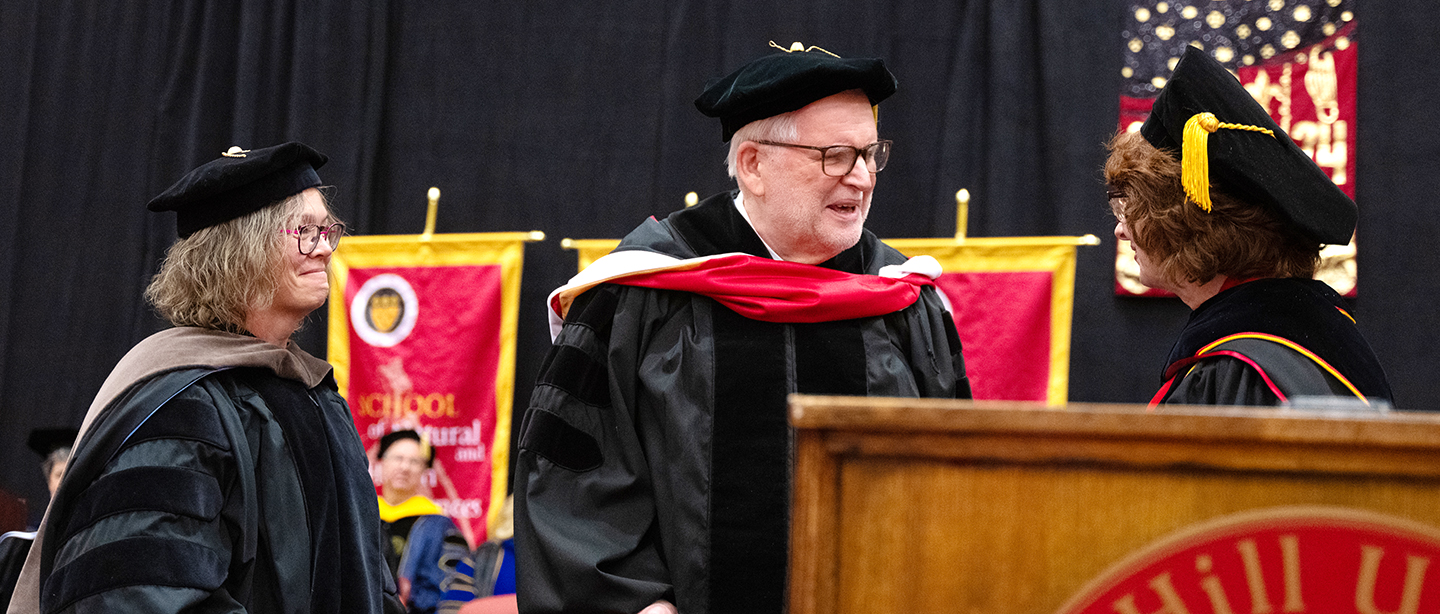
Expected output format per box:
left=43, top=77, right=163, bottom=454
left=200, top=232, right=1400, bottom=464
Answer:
left=42, top=446, right=71, bottom=478
left=725, top=112, right=800, bottom=179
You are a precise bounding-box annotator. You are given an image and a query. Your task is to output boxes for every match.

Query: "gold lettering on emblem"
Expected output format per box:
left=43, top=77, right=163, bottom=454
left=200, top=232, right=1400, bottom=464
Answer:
left=1355, top=545, right=1428, bottom=614
left=1237, top=539, right=1274, bottom=613
left=1196, top=554, right=1237, bottom=614
left=1111, top=572, right=1192, bottom=614
left=1237, top=535, right=1305, bottom=613
left=1279, top=535, right=1304, bottom=612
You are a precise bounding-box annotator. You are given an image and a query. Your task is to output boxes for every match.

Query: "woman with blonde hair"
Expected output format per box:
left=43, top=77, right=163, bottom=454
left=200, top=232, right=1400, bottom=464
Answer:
left=7, top=143, right=400, bottom=614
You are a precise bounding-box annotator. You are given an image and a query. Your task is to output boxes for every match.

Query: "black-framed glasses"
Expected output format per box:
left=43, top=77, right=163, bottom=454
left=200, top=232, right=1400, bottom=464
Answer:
left=753, top=139, right=893, bottom=177
left=285, top=222, right=345, bottom=254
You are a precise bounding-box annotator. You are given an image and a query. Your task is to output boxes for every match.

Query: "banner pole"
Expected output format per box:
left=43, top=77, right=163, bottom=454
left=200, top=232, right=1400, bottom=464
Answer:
left=422, top=187, right=440, bottom=240
left=955, top=188, right=970, bottom=242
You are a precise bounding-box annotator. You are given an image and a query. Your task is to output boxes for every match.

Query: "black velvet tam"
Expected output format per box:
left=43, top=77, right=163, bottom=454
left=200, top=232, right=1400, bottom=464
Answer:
left=27, top=426, right=77, bottom=457
left=147, top=142, right=328, bottom=238
left=1140, top=47, right=1356, bottom=245
left=694, top=46, right=897, bottom=142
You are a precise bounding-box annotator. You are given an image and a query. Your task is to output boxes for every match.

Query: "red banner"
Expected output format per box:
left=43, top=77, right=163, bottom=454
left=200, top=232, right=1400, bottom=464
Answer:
left=885, top=238, right=1094, bottom=405
left=935, top=271, right=1053, bottom=402
left=330, top=232, right=536, bottom=545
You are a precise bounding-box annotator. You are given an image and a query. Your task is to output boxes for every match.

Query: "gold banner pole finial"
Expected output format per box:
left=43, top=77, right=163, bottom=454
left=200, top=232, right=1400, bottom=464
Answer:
left=422, top=187, right=440, bottom=240
left=955, top=188, right=970, bottom=242
left=685, top=191, right=699, bottom=208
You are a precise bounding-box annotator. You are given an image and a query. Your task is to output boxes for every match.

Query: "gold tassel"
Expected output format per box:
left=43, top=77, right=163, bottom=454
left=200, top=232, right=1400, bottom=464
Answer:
left=1181, top=112, right=1220, bottom=212
left=1180, top=112, right=1276, bottom=213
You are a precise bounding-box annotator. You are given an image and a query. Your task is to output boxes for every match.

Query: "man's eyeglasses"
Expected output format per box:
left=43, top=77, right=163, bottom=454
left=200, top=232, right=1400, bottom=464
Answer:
left=285, top=222, right=345, bottom=255
left=753, top=139, right=893, bottom=177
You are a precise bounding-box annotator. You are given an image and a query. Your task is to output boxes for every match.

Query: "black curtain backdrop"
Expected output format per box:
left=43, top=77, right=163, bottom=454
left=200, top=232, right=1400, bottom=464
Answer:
left=2, top=0, right=1437, bottom=521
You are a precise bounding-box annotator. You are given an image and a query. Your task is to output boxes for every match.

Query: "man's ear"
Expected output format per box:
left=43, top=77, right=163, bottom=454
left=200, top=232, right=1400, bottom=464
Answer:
left=734, top=141, right=766, bottom=198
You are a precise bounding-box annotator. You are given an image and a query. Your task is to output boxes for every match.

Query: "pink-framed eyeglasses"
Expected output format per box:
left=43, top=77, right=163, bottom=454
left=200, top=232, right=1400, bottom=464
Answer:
left=284, top=222, right=345, bottom=254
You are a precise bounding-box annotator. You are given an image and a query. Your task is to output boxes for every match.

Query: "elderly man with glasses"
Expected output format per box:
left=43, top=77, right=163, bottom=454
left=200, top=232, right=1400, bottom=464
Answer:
left=514, top=44, right=972, bottom=614
left=7, top=143, right=401, bottom=614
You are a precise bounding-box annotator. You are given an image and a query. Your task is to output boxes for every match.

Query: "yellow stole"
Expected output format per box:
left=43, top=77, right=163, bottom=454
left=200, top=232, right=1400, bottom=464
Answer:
left=377, top=495, right=445, bottom=522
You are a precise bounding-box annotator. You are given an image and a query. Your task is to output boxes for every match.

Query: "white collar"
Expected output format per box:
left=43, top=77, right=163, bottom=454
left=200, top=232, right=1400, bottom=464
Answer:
left=732, top=192, right=785, bottom=261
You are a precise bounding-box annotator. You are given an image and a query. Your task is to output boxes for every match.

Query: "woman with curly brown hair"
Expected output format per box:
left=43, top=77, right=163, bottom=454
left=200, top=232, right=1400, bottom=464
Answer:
left=1107, top=47, right=1392, bottom=408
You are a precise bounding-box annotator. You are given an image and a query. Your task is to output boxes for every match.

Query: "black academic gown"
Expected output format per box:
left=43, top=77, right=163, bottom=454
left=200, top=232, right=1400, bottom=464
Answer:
left=0, top=532, right=33, bottom=609
left=8, top=328, right=401, bottom=614
left=1154, top=278, right=1392, bottom=407
left=515, top=192, right=971, bottom=614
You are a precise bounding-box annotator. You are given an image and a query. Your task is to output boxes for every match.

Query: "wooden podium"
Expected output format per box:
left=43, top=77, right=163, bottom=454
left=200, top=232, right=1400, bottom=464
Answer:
left=788, top=396, right=1440, bottom=614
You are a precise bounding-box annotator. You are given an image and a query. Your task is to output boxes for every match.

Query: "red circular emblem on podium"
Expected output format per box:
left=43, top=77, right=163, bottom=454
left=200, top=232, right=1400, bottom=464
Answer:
left=1057, top=506, right=1440, bottom=614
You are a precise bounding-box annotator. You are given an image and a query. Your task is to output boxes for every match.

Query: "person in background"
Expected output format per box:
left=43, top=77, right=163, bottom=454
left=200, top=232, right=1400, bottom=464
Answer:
left=0, top=428, right=77, bottom=609
left=515, top=42, right=971, bottom=614
left=0, top=532, right=25, bottom=612
left=378, top=430, right=470, bottom=614
left=437, top=495, right=516, bottom=614
left=1106, top=47, right=1392, bottom=407
left=27, top=428, right=77, bottom=502
left=6, top=142, right=401, bottom=614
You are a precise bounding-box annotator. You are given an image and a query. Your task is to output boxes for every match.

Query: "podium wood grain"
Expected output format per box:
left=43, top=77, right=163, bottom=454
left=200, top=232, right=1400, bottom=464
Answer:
left=787, top=396, right=1440, bottom=614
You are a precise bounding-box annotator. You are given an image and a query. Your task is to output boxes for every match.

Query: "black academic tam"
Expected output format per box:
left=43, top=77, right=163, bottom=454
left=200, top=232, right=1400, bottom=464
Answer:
left=147, top=142, right=328, bottom=238
left=1141, top=47, right=1356, bottom=245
